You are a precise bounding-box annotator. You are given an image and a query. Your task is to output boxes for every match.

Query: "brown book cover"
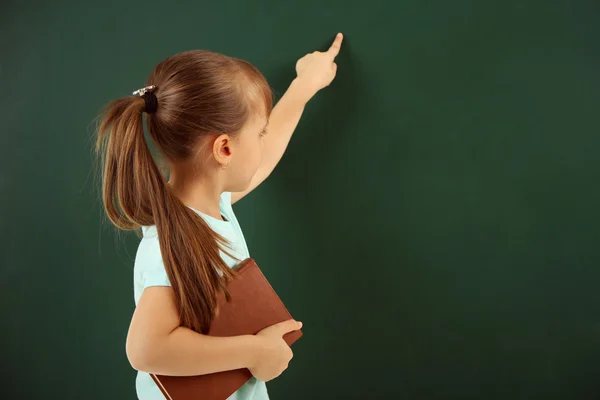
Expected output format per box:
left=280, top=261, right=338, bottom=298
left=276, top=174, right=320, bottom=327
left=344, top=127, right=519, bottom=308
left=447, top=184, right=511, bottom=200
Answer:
left=150, top=258, right=303, bottom=400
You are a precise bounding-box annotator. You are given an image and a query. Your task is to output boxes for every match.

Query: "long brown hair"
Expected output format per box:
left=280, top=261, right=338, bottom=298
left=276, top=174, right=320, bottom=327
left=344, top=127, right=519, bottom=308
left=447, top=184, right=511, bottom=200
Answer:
left=95, top=50, right=273, bottom=334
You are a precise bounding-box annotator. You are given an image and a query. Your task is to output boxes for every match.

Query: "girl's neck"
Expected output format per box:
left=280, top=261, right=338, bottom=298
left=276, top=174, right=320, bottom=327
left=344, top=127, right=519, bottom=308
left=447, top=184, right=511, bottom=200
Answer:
left=167, top=176, right=224, bottom=221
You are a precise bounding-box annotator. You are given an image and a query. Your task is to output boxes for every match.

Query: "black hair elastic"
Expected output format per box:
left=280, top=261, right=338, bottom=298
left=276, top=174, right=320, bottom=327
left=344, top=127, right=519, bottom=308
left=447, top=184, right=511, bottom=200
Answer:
left=132, top=84, right=158, bottom=114
left=142, top=92, right=158, bottom=114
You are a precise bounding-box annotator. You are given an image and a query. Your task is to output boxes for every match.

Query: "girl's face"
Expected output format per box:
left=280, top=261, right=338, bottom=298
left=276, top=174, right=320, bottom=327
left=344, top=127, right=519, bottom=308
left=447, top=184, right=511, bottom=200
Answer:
left=223, top=113, right=269, bottom=193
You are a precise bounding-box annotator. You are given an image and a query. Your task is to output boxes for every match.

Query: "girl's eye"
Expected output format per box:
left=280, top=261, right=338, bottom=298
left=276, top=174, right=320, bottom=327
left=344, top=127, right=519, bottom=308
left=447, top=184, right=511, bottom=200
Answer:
left=260, top=129, right=267, bottom=137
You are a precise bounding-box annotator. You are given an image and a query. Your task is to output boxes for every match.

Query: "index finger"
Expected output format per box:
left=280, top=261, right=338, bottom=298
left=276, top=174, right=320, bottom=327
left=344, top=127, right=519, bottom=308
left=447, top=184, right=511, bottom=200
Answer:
left=327, top=33, right=344, bottom=58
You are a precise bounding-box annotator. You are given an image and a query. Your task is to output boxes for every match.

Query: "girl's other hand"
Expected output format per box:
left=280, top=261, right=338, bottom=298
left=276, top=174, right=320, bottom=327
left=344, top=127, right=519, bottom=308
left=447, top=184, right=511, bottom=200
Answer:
left=294, top=33, right=344, bottom=100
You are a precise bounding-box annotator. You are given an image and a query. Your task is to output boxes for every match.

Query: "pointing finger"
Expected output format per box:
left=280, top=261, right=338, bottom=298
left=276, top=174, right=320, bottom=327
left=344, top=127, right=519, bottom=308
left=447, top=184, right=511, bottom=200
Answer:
left=327, top=33, right=344, bottom=58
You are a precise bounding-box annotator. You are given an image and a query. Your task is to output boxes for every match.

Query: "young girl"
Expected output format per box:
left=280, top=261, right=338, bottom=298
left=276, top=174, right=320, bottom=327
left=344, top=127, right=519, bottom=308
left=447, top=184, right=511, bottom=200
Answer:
left=95, top=33, right=343, bottom=399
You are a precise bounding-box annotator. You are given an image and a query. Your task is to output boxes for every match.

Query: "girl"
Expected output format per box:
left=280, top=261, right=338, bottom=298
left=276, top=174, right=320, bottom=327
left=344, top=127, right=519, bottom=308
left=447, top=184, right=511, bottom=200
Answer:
left=95, top=33, right=344, bottom=400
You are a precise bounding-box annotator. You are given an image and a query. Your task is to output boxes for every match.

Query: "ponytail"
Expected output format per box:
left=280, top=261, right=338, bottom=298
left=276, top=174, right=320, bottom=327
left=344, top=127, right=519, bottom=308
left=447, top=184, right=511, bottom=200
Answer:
left=95, top=95, right=238, bottom=334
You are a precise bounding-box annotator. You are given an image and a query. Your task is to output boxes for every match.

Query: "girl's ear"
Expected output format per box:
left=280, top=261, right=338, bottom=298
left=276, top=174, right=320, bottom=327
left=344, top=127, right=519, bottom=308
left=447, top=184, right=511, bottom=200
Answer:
left=212, top=133, right=233, bottom=166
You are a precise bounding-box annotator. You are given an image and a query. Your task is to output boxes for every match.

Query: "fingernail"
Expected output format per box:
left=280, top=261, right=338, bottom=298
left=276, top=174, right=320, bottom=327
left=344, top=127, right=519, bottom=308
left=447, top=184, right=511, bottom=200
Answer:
left=298, top=321, right=303, bottom=328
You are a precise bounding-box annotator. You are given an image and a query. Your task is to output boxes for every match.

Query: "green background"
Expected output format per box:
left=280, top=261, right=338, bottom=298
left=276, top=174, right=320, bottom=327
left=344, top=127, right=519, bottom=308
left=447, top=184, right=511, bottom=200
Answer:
left=2, top=0, right=600, bottom=399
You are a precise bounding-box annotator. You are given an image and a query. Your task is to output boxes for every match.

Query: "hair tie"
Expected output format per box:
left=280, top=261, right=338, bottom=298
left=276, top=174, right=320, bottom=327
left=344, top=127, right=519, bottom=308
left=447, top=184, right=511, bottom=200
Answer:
left=132, top=85, right=158, bottom=114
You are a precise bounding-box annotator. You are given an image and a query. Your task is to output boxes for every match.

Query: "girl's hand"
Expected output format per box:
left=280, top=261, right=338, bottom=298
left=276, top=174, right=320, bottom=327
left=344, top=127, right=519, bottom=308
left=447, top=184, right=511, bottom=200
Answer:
left=294, top=33, right=344, bottom=101
left=249, top=319, right=303, bottom=382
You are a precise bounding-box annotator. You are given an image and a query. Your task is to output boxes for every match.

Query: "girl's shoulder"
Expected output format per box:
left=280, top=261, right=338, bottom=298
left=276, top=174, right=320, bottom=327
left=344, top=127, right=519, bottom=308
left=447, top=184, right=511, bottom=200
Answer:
left=137, top=190, right=233, bottom=243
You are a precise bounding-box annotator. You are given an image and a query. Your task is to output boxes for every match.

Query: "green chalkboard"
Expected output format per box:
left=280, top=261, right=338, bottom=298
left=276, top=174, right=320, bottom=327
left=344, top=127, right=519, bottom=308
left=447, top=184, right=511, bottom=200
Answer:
left=2, top=0, right=600, bottom=399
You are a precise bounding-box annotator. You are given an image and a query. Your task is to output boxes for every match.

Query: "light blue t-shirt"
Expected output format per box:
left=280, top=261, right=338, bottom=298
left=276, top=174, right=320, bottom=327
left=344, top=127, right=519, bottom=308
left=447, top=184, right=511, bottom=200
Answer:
left=132, top=191, right=269, bottom=400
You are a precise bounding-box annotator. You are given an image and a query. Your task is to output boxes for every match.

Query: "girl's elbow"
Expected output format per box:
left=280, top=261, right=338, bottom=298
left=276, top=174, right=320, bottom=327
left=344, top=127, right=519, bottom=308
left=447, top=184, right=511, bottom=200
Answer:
left=126, top=335, right=158, bottom=372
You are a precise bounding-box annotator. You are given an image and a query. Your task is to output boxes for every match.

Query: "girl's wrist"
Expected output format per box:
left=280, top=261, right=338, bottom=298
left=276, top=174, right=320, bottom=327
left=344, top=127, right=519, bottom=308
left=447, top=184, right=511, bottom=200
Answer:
left=289, top=78, right=316, bottom=106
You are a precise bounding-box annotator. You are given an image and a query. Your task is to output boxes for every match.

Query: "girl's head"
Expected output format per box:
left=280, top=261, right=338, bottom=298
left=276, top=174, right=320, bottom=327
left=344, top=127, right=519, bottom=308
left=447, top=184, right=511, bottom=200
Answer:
left=96, top=50, right=273, bottom=333
left=149, top=50, right=272, bottom=192
left=145, top=50, right=272, bottom=192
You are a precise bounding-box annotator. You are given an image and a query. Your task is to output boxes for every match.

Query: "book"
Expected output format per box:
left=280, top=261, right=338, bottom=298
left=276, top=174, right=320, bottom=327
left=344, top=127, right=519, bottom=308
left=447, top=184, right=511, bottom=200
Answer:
left=150, top=258, right=303, bottom=400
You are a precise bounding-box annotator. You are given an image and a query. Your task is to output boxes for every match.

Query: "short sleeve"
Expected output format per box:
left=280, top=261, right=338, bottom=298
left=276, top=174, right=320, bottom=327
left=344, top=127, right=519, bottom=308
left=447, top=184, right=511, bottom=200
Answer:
left=136, top=236, right=172, bottom=289
left=142, top=265, right=171, bottom=288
